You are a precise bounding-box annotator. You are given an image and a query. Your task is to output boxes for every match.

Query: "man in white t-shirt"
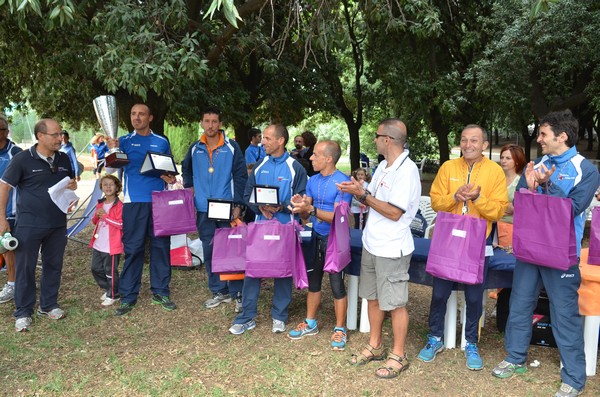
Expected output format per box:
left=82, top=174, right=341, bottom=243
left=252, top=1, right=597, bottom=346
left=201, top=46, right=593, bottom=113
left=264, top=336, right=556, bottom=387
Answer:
left=337, top=118, right=421, bottom=379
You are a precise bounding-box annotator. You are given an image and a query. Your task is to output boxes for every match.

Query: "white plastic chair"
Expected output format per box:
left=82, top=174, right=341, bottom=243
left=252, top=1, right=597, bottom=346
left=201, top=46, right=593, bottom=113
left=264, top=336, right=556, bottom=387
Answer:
left=419, top=196, right=437, bottom=238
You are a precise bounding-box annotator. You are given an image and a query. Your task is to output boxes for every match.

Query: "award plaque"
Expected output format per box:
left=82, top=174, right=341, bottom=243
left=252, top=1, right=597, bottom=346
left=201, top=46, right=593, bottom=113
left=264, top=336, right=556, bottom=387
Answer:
left=207, top=199, right=233, bottom=221
left=140, top=151, right=179, bottom=177
left=93, top=95, right=130, bottom=168
left=253, top=185, right=280, bottom=206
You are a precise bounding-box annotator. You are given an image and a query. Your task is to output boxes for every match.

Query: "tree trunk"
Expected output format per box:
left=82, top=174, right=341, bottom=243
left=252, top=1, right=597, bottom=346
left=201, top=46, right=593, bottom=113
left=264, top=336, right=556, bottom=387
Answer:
left=595, top=113, right=600, bottom=160
left=234, top=123, right=252, bottom=153
left=522, top=121, right=537, bottom=163
left=430, top=107, right=450, bottom=163
left=348, top=123, right=361, bottom=172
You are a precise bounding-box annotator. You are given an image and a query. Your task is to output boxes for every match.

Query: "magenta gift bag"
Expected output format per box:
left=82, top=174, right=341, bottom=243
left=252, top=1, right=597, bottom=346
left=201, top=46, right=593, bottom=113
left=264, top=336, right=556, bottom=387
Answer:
left=426, top=211, right=486, bottom=285
left=588, top=207, right=600, bottom=265
left=292, top=226, right=309, bottom=289
left=152, top=189, right=196, bottom=237
left=245, top=220, right=295, bottom=278
left=324, top=201, right=351, bottom=274
left=513, top=189, right=577, bottom=270
left=212, top=225, right=247, bottom=273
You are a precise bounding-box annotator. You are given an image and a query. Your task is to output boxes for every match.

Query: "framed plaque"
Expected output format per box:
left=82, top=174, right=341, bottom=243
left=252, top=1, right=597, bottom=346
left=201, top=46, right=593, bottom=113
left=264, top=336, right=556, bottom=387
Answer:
left=207, top=199, right=233, bottom=221
left=253, top=185, right=280, bottom=206
left=140, top=151, right=179, bottom=177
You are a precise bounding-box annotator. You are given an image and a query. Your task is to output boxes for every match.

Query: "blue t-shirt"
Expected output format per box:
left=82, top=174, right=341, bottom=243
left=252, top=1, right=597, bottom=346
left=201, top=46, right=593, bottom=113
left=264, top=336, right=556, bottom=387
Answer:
left=244, top=144, right=266, bottom=165
left=119, top=131, right=171, bottom=203
left=60, top=142, right=79, bottom=176
left=92, top=142, right=108, bottom=160
left=306, top=170, right=352, bottom=236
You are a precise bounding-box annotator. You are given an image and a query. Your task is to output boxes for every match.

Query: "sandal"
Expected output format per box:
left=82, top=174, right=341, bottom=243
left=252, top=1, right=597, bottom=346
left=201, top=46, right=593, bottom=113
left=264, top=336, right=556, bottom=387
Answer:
left=375, top=352, right=409, bottom=379
left=349, top=343, right=386, bottom=366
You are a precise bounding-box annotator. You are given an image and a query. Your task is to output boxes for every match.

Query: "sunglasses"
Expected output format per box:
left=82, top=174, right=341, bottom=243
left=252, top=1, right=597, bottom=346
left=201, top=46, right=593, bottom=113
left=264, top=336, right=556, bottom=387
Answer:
left=375, top=133, right=395, bottom=140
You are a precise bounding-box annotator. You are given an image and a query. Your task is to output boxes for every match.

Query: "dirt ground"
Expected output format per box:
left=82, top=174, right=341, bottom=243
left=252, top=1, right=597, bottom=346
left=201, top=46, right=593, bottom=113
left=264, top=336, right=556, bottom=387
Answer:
left=0, top=227, right=598, bottom=396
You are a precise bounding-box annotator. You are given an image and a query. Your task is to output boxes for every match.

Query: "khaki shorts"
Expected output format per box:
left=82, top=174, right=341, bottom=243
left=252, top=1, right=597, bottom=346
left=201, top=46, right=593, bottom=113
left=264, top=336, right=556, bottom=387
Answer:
left=359, top=248, right=411, bottom=311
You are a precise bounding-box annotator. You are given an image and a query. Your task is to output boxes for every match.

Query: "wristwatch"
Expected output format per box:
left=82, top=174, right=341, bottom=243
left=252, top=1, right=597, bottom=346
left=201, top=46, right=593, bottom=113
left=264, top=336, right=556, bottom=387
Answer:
left=309, top=206, right=317, bottom=217
left=359, top=190, right=371, bottom=204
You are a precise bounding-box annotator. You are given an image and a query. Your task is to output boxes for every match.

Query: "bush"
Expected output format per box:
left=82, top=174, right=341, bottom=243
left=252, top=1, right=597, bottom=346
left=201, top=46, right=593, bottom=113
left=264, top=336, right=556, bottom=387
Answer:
left=164, top=123, right=199, bottom=163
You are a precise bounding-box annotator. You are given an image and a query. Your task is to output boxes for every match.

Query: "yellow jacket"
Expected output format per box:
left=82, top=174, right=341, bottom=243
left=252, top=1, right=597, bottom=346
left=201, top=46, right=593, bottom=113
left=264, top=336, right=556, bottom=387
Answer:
left=430, top=156, right=508, bottom=237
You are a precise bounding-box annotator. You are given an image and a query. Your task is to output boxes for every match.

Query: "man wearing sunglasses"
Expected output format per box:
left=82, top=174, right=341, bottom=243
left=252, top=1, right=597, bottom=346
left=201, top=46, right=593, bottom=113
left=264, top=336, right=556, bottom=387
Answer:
left=0, top=118, right=76, bottom=332
left=337, top=119, right=421, bottom=378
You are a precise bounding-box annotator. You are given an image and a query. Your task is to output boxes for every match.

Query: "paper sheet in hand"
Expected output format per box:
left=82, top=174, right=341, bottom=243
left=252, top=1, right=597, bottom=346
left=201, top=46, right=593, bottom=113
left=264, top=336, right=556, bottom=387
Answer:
left=48, top=176, right=79, bottom=214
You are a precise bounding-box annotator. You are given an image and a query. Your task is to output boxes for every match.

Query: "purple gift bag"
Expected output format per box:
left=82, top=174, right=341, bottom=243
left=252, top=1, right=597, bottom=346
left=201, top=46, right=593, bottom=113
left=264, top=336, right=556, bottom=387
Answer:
left=513, top=189, right=577, bottom=270
left=324, top=201, right=351, bottom=274
left=425, top=211, right=486, bottom=285
left=588, top=207, right=600, bottom=265
left=245, top=219, right=308, bottom=288
left=152, top=188, right=197, bottom=237
left=245, top=220, right=295, bottom=278
left=292, top=227, right=309, bottom=289
left=212, top=225, right=247, bottom=273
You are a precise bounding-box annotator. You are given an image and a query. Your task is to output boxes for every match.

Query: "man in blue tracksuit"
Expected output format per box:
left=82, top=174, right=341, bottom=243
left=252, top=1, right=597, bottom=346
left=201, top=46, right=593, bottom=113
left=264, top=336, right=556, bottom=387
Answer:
left=107, top=103, right=177, bottom=316
left=0, top=116, right=22, bottom=305
left=229, top=124, right=307, bottom=335
left=182, top=107, right=247, bottom=311
left=492, top=110, right=600, bottom=397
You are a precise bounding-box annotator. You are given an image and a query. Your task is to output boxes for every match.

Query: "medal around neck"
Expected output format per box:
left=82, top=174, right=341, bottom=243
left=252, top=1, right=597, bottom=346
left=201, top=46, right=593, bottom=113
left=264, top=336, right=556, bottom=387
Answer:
left=93, top=95, right=129, bottom=168
left=140, top=151, right=179, bottom=177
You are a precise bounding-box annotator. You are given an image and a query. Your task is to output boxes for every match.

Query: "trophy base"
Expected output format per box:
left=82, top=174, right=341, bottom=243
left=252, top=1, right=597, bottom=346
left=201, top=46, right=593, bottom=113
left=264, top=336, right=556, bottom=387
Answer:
left=106, top=152, right=130, bottom=168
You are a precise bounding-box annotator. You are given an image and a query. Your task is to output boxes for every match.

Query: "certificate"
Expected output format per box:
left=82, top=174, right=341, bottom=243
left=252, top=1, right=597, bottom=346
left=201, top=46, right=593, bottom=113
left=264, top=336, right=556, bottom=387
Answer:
left=207, top=199, right=233, bottom=221
left=253, top=185, right=280, bottom=206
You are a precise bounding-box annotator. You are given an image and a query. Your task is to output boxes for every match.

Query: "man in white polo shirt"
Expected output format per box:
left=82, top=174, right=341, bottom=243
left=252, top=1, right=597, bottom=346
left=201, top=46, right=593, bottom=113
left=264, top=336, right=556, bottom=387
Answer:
left=337, top=118, right=421, bottom=378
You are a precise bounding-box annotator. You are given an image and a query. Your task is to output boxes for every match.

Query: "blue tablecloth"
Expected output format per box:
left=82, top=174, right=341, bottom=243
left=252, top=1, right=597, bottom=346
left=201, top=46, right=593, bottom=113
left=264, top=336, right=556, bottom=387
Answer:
left=303, top=229, right=515, bottom=289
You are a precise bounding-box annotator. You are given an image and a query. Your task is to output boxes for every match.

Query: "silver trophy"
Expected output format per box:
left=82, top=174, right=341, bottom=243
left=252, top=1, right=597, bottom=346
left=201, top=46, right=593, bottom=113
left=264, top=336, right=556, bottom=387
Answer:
left=92, top=95, right=129, bottom=168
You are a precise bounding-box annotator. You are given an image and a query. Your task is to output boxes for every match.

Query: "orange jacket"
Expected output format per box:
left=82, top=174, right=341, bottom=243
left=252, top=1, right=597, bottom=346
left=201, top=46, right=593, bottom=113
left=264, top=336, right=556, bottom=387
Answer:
left=430, top=156, right=508, bottom=237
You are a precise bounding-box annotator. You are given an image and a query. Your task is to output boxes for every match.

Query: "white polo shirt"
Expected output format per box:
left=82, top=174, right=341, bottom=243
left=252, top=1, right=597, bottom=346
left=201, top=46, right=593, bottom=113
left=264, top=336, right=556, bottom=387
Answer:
left=362, top=151, right=421, bottom=258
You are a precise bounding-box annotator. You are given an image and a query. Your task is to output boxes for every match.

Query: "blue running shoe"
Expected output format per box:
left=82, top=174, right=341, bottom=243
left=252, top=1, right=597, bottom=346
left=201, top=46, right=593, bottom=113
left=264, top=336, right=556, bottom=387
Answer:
left=417, top=334, right=444, bottom=362
left=465, top=343, right=483, bottom=370
left=331, top=328, right=347, bottom=351
left=288, top=321, right=319, bottom=340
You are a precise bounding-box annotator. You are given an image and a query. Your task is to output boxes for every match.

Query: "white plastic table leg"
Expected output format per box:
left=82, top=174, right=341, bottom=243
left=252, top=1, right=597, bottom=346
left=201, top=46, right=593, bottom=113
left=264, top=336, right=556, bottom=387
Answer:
left=584, top=315, right=600, bottom=376
left=481, top=291, right=487, bottom=328
left=359, top=298, right=371, bottom=333
left=444, top=291, right=458, bottom=349
left=346, top=275, right=359, bottom=330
